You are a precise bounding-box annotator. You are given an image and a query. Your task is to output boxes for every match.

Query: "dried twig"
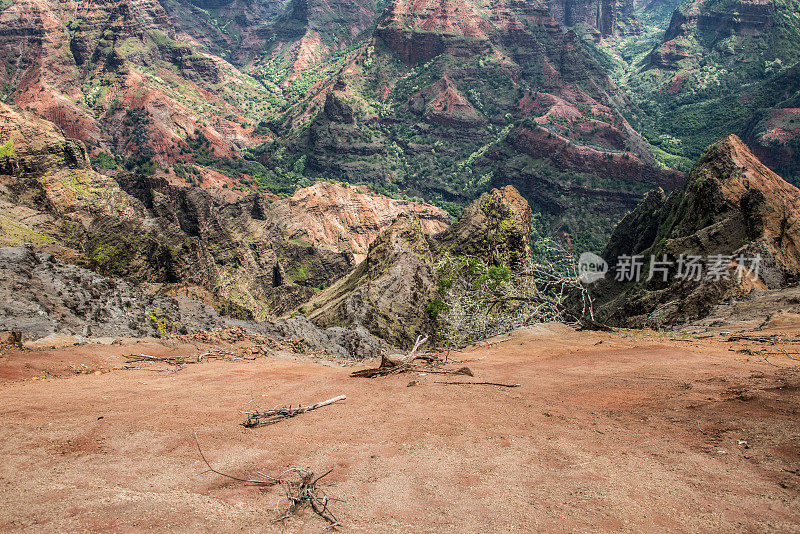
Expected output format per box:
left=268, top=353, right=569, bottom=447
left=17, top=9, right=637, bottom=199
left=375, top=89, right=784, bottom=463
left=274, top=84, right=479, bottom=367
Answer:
left=433, top=381, right=520, bottom=387
left=242, top=395, right=347, bottom=428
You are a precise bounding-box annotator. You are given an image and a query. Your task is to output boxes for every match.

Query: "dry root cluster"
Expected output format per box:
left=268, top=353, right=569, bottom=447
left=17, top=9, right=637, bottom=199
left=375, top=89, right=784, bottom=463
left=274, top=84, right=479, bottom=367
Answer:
left=194, top=433, right=341, bottom=529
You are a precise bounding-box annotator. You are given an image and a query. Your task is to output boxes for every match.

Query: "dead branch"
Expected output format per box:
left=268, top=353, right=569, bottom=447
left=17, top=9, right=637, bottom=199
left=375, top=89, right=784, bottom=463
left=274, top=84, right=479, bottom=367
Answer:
left=727, top=334, right=800, bottom=343
left=418, top=367, right=474, bottom=376
left=433, top=381, right=520, bottom=387
left=193, top=432, right=341, bottom=528
left=198, top=348, right=260, bottom=362
left=351, top=361, right=474, bottom=378
left=123, top=353, right=191, bottom=367
left=729, top=334, right=800, bottom=368
left=120, top=353, right=194, bottom=371
left=404, top=335, right=428, bottom=363
left=194, top=431, right=277, bottom=485
left=121, top=348, right=263, bottom=372
left=242, top=395, right=347, bottom=428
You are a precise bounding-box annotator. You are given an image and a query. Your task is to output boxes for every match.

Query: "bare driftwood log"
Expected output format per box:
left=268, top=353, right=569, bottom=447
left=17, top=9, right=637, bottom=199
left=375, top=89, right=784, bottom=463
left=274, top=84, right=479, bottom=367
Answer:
left=194, top=432, right=341, bottom=528
left=242, top=395, right=347, bottom=428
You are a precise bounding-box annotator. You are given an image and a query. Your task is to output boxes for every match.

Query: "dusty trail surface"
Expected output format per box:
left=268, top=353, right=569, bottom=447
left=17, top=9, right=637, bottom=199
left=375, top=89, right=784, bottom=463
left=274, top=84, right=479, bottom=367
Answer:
left=0, top=324, right=798, bottom=532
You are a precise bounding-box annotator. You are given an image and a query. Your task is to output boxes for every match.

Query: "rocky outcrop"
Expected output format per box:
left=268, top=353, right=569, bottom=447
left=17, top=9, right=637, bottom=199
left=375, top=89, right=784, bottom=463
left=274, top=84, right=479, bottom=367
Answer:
left=0, top=103, right=93, bottom=177
left=436, top=185, right=532, bottom=268
left=593, top=135, right=800, bottom=327
left=649, top=0, right=780, bottom=70
left=324, top=91, right=356, bottom=123
left=408, top=75, right=486, bottom=128
left=373, top=0, right=494, bottom=65
left=740, top=64, right=800, bottom=187
left=634, top=0, right=800, bottom=196
left=300, top=214, right=440, bottom=347
left=0, top=245, right=231, bottom=339
left=300, top=186, right=532, bottom=346
left=507, top=124, right=684, bottom=189
left=163, top=0, right=381, bottom=80
left=0, top=245, right=386, bottom=358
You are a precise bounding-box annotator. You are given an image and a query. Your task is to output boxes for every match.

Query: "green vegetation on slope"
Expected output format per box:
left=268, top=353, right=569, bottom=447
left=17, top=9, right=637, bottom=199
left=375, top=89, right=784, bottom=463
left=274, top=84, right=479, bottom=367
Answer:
left=586, top=0, right=800, bottom=181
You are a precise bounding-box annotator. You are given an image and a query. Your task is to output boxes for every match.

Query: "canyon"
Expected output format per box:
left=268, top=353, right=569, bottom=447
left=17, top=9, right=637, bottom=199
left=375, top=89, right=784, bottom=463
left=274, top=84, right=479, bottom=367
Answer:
left=0, top=0, right=799, bottom=530
left=0, top=101, right=448, bottom=322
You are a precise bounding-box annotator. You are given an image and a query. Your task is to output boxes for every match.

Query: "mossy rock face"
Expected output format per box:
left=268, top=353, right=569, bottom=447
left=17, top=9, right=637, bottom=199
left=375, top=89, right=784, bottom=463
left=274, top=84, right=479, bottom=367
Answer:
left=438, top=185, right=532, bottom=269
left=302, top=213, right=439, bottom=347
left=84, top=226, right=178, bottom=281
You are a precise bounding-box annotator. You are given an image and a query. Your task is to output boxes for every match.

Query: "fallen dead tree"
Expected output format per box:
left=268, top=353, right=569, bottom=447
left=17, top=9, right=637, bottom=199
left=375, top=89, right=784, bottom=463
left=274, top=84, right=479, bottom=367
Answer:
left=194, top=432, right=341, bottom=528
left=242, top=395, right=347, bottom=428
left=351, top=335, right=474, bottom=378
left=432, top=248, right=609, bottom=348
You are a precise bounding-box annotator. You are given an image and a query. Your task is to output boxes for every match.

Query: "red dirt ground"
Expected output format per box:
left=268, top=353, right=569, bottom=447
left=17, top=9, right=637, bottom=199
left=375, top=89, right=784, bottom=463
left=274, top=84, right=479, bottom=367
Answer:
left=0, top=324, right=798, bottom=532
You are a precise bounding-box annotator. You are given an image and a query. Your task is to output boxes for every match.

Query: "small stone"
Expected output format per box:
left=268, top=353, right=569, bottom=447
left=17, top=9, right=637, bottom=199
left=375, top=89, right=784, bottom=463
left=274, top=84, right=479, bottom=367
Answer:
left=0, top=330, right=23, bottom=348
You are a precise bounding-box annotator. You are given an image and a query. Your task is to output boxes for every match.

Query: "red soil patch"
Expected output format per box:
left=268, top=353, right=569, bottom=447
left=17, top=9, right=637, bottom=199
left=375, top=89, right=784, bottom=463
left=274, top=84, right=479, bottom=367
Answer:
left=0, top=325, right=797, bottom=531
